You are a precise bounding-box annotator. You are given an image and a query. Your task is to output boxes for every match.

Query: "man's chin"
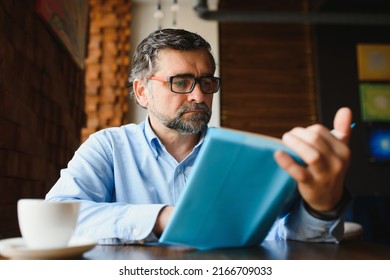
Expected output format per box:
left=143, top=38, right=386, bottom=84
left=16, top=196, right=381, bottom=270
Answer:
left=175, top=121, right=208, bottom=135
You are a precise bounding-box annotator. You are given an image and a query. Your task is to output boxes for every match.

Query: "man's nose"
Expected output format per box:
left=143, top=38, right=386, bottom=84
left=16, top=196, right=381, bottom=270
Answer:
left=187, top=83, right=205, bottom=103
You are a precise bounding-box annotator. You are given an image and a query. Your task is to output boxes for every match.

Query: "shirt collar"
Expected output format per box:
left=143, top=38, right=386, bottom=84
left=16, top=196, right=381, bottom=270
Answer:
left=143, top=116, right=160, bottom=158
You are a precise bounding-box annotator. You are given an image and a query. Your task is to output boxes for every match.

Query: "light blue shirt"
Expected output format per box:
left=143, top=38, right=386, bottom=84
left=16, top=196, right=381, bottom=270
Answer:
left=46, top=118, right=344, bottom=245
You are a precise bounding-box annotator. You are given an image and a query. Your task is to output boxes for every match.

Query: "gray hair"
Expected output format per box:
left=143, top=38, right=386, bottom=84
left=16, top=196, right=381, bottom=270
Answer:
left=128, top=28, right=216, bottom=101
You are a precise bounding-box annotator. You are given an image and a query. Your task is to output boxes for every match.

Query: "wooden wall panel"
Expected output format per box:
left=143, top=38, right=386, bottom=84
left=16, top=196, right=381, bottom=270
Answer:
left=219, top=2, right=317, bottom=138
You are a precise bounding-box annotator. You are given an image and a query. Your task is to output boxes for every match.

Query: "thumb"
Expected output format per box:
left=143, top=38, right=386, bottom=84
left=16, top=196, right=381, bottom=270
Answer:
left=332, top=107, right=353, bottom=143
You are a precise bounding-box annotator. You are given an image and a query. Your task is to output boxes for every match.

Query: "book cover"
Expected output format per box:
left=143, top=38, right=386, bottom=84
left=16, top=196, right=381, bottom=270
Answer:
left=159, top=127, right=301, bottom=250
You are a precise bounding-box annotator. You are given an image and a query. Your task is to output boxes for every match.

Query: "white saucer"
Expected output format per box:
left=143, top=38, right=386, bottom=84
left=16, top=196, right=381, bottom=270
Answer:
left=0, top=237, right=97, bottom=260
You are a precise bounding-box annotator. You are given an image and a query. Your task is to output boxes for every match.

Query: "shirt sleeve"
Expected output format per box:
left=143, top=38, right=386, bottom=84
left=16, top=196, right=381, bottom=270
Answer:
left=45, top=132, right=165, bottom=245
left=265, top=200, right=344, bottom=243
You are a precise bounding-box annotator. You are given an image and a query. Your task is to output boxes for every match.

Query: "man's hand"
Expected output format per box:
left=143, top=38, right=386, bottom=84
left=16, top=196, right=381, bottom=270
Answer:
left=153, top=206, right=174, bottom=236
left=274, top=107, right=353, bottom=212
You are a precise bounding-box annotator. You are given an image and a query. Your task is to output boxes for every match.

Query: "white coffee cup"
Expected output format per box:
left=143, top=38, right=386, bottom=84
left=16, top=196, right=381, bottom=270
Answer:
left=17, top=199, right=80, bottom=249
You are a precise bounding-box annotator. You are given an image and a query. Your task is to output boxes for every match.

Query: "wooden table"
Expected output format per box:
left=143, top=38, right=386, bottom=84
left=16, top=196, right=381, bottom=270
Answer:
left=83, top=240, right=390, bottom=260
left=1, top=239, right=389, bottom=260
left=2, top=240, right=388, bottom=280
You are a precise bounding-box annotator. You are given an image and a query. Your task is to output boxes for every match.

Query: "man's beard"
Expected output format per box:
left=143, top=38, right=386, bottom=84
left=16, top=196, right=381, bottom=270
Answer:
left=155, top=103, right=211, bottom=135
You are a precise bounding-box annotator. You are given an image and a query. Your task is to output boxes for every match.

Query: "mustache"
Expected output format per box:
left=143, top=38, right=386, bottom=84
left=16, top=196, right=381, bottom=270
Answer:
left=177, top=102, right=211, bottom=117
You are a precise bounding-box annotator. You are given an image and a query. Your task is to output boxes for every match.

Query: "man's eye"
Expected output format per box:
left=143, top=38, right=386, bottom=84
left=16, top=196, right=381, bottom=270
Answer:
left=174, top=78, right=191, bottom=88
left=202, top=80, right=211, bottom=88
left=175, top=80, right=187, bottom=88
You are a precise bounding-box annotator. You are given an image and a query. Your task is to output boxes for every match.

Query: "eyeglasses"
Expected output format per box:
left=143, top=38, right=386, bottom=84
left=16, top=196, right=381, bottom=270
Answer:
left=149, top=75, right=221, bottom=94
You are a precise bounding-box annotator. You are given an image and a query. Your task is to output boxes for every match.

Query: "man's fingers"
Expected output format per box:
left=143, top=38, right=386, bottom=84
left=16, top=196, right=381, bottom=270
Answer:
left=332, top=107, right=353, bottom=143
left=274, top=150, right=311, bottom=183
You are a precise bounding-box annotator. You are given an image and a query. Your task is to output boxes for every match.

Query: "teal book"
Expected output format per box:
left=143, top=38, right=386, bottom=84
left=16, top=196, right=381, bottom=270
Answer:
left=159, top=127, right=301, bottom=250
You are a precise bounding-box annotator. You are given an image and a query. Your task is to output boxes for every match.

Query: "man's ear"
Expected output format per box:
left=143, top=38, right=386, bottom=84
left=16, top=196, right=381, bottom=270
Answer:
left=133, top=79, right=148, bottom=108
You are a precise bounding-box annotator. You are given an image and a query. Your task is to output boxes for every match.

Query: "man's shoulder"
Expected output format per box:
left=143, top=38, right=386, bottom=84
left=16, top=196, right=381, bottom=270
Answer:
left=87, top=123, right=144, bottom=144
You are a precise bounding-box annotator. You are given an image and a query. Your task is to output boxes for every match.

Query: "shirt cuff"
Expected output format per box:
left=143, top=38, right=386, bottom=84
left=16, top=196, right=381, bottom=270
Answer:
left=279, top=201, right=344, bottom=243
left=95, top=204, right=167, bottom=245
left=123, top=204, right=167, bottom=240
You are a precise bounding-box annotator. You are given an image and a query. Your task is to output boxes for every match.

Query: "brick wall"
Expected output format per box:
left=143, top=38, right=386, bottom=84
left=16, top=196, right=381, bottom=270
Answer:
left=0, top=0, right=85, bottom=239
left=82, top=0, right=131, bottom=142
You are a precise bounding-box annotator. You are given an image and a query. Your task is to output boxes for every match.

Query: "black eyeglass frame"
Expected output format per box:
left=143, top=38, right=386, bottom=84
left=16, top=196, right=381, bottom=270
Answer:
left=149, top=75, right=221, bottom=94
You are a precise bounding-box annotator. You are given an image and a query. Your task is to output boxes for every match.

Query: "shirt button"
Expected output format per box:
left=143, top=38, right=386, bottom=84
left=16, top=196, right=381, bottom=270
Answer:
left=132, top=228, right=140, bottom=236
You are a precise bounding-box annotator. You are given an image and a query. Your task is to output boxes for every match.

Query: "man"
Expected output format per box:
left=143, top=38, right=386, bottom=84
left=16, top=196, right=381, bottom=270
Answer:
left=46, top=28, right=353, bottom=245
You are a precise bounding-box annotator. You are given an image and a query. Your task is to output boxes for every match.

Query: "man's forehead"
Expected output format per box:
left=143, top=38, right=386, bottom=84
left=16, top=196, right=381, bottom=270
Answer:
left=155, top=48, right=212, bottom=72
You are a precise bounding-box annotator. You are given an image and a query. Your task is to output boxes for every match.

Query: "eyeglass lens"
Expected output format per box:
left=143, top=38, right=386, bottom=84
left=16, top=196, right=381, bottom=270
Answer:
left=171, top=76, right=220, bottom=94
